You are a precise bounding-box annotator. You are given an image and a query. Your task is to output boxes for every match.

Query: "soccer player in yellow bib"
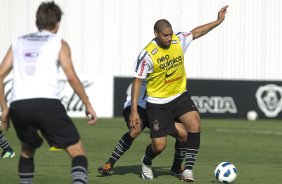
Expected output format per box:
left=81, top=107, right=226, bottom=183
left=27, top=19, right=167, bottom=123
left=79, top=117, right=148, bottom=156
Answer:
left=129, top=5, right=228, bottom=182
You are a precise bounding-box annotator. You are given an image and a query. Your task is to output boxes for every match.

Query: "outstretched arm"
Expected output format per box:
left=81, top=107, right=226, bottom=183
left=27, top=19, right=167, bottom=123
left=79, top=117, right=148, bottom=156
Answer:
left=191, top=5, right=228, bottom=40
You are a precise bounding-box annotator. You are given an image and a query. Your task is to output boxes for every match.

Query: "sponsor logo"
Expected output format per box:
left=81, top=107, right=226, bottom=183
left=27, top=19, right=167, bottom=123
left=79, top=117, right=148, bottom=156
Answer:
left=191, top=96, right=237, bottom=114
left=164, top=76, right=182, bottom=83
left=151, top=48, right=158, bottom=55
left=153, top=120, right=160, bottom=131
left=157, top=55, right=183, bottom=70
left=23, top=34, right=50, bottom=41
left=165, top=68, right=178, bottom=78
left=171, top=40, right=177, bottom=44
left=1, top=77, right=93, bottom=114
left=255, top=84, right=282, bottom=117
left=24, top=52, right=39, bottom=57
left=138, top=59, right=147, bottom=76
left=59, top=79, right=93, bottom=111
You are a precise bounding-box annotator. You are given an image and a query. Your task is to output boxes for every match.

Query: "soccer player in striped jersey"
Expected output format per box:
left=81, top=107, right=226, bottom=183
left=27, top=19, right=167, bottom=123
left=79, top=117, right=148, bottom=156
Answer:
left=130, top=6, right=228, bottom=182
left=98, top=80, right=187, bottom=176
left=0, top=2, right=97, bottom=184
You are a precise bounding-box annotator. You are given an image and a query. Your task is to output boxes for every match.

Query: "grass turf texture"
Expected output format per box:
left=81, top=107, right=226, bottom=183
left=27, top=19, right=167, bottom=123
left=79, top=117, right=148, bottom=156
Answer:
left=1, top=118, right=282, bottom=184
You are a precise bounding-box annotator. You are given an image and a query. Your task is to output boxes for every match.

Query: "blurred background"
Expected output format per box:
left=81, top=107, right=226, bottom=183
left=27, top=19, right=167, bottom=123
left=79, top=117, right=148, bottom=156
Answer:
left=0, top=0, right=281, bottom=119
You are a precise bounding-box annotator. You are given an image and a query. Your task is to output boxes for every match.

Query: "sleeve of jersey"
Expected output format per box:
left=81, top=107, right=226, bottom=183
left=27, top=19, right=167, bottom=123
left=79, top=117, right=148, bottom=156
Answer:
left=177, top=32, right=193, bottom=53
left=133, top=50, right=153, bottom=79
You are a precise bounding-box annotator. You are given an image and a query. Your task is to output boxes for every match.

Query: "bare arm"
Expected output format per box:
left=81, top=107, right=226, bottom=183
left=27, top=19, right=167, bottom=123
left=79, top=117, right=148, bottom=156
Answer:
left=0, top=47, right=13, bottom=130
left=129, top=77, right=142, bottom=128
left=191, top=5, right=228, bottom=40
left=59, top=40, right=97, bottom=125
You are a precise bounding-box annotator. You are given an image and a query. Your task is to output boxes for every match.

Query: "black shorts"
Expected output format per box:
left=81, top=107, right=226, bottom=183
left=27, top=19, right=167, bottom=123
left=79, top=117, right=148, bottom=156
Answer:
left=146, top=91, right=198, bottom=138
left=9, top=98, right=80, bottom=149
left=122, top=105, right=150, bottom=130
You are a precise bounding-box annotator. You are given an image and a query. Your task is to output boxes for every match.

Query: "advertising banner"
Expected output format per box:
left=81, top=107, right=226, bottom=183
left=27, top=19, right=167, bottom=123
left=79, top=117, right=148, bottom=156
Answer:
left=114, top=77, right=282, bottom=119
left=2, top=74, right=113, bottom=118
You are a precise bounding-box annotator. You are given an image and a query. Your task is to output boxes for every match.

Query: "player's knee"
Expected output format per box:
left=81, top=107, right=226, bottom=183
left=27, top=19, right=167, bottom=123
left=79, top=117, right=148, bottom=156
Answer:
left=190, top=120, right=201, bottom=131
left=129, top=128, right=142, bottom=138
left=67, top=148, right=86, bottom=158
left=66, top=140, right=86, bottom=158
left=178, top=128, right=188, bottom=141
left=184, top=118, right=201, bottom=132
left=178, top=133, right=187, bottom=143
left=21, top=143, right=35, bottom=158
left=21, top=150, right=35, bottom=158
left=152, top=142, right=166, bottom=154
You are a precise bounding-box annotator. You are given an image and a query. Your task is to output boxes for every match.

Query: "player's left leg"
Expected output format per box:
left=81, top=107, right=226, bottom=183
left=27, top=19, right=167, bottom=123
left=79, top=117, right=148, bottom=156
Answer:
left=178, top=111, right=201, bottom=182
left=65, top=140, right=88, bottom=184
left=0, top=130, right=15, bottom=158
left=98, top=106, right=147, bottom=176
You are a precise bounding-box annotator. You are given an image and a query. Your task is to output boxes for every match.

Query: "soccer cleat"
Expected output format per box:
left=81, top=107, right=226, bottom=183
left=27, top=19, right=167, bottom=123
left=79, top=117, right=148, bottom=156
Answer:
left=181, top=169, right=195, bottom=182
left=170, top=167, right=184, bottom=176
left=98, top=163, right=113, bottom=176
left=1, top=149, right=15, bottom=159
left=141, top=156, right=153, bottom=179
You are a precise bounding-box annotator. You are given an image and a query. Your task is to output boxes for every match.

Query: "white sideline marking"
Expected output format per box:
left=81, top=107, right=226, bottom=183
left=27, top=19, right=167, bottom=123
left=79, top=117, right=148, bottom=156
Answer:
left=215, top=128, right=282, bottom=136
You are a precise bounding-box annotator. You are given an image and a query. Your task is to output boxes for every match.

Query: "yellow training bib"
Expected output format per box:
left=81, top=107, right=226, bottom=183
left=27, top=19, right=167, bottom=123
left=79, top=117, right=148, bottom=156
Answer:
left=145, top=34, right=186, bottom=98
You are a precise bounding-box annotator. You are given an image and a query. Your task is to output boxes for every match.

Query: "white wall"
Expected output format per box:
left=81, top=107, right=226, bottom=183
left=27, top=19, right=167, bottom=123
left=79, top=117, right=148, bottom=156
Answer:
left=0, top=0, right=281, bottom=80
left=0, top=0, right=281, bottom=117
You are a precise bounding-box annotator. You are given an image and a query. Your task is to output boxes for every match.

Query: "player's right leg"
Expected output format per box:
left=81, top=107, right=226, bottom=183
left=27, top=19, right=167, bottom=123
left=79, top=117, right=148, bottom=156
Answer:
left=141, top=137, right=167, bottom=179
left=141, top=101, right=175, bottom=180
left=97, top=132, right=136, bottom=176
left=9, top=100, right=44, bottom=184
left=65, top=140, right=88, bottom=184
left=169, top=122, right=187, bottom=176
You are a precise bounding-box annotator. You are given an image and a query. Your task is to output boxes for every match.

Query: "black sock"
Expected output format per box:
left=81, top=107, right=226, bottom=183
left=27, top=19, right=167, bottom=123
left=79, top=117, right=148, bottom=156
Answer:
left=142, top=144, right=157, bottom=166
left=107, top=132, right=134, bottom=165
left=171, top=139, right=186, bottom=171
left=71, top=156, right=88, bottom=184
left=0, top=130, right=12, bottom=151
left=19, top=156, right=34, bottom=184
left=184, top=132, right=200, bottom=170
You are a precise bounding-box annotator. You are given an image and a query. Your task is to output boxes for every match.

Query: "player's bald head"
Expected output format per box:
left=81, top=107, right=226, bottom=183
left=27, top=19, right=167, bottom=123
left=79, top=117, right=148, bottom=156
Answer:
left=154, top=19, right=172, bottom=33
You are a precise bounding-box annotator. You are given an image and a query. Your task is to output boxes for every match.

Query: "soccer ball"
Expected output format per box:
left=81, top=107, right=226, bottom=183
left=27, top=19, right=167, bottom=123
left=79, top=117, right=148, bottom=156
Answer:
left=247, top=110, right=258, bottom=121
left=214, top=162, right=237, bottom=183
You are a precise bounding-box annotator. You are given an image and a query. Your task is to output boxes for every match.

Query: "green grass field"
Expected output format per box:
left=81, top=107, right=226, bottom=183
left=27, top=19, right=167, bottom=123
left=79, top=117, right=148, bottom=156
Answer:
left=1, top=118, right=282, bottom=184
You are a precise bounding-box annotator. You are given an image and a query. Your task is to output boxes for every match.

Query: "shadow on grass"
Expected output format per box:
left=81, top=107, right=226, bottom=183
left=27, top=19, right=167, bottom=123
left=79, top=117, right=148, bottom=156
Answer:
left=96, top=165, right=179, bottom=179
left=95, top=165, right=218, bottom=183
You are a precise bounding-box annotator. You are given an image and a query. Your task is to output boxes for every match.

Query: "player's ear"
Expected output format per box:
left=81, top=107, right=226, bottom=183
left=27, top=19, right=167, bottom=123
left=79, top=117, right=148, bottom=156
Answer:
left=154, top=31, right=158, bottom=38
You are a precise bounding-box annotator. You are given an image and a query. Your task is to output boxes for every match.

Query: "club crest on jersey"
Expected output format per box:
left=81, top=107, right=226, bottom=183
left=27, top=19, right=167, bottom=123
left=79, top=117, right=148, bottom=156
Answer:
left=152, top=120, right=160, bottom=131
left=151, top=48, right=158, bottom=55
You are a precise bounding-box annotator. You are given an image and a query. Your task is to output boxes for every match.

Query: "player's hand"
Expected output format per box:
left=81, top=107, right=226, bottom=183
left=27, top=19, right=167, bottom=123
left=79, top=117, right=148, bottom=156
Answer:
left=217, top=5, right=228, bottom=23
left=85, top=106, right=97, bottom=125
left=129, top=111, right=141, bottom=129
